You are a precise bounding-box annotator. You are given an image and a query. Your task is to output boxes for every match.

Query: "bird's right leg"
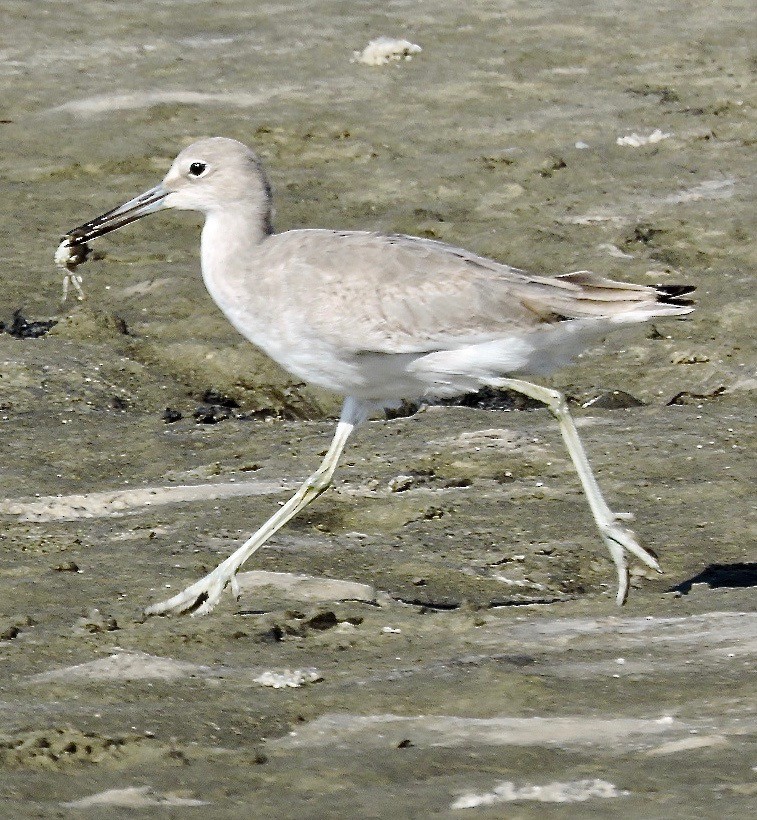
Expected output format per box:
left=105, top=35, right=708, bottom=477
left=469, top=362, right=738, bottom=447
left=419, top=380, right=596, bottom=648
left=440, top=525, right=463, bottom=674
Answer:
left=145, top=398, right=370, bottom=617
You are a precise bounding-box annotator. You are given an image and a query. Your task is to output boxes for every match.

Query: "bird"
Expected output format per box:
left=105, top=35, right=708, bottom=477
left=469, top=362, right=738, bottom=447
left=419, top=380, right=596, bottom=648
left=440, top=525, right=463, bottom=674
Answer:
left=57, top=136, right=694, bottom=615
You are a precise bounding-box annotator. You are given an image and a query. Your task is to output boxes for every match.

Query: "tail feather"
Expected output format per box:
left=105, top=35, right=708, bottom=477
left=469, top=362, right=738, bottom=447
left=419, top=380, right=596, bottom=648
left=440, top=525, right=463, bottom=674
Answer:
left=654, top=284, right=696, bottom=307
left=541, top=270, right=696, bottom=319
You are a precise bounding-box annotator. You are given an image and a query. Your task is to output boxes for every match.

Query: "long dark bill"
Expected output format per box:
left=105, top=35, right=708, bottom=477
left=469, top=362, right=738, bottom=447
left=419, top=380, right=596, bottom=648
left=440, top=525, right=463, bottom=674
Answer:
left=62, top=184, right=168, bottom=245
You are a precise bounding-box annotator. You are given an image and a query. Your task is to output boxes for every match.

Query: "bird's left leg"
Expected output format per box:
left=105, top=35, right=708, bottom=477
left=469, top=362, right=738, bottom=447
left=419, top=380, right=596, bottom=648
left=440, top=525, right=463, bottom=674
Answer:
left=489, top=378, right=661, bottom=604
left=145, top=397, right=370, bottom=617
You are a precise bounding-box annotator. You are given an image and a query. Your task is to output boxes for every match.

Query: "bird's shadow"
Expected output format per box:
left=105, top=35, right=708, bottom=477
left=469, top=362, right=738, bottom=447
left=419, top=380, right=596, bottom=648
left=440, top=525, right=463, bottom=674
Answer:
left=668, top=563, right=757, bottom=595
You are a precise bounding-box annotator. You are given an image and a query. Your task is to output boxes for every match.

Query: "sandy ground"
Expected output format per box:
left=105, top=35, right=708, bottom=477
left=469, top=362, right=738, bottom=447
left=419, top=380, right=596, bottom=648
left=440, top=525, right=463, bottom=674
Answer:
left=0, top=0, right=755, bottom=816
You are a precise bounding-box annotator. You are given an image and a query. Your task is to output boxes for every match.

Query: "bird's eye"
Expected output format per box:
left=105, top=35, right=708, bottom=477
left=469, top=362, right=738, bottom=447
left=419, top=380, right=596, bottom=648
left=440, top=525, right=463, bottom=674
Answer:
left=188, top=162, right=207, bottom=177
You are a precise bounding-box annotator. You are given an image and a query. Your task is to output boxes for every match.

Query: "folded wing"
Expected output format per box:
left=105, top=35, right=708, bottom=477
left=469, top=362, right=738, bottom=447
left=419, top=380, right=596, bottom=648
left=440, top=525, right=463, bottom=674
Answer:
left=263, top=230, right=694, bottom=355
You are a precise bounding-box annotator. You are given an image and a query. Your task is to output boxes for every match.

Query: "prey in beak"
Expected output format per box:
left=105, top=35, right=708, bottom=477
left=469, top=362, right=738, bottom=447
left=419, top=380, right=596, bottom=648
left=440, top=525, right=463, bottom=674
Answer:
left=54, top=184, right=168, bottom=299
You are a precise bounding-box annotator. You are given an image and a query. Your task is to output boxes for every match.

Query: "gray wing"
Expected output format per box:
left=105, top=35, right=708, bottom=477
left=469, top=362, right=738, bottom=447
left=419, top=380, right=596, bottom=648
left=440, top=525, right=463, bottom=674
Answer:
left=260, top=230, right=686, bottom=355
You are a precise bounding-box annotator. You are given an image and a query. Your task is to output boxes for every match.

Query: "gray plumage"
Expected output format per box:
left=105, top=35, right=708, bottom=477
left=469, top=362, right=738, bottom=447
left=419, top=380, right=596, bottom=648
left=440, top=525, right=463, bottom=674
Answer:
left=59, top=136, right=694, bottom=614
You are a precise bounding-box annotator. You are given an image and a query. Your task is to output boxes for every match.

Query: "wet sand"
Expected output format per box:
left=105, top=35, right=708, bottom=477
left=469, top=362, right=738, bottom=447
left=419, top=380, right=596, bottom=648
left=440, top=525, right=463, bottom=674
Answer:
left=0, top=0, right=755, bottom=816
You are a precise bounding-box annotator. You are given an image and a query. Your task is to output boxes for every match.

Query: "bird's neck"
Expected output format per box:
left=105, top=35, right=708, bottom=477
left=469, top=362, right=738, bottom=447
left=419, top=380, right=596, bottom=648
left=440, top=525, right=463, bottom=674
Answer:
left=200, top=205, right=272, bottom=292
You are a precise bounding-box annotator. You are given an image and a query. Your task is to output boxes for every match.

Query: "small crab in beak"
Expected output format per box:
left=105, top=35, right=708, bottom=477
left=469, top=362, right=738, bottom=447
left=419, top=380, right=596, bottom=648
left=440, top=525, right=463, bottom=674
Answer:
left=55, top=184, right=168, bottom=300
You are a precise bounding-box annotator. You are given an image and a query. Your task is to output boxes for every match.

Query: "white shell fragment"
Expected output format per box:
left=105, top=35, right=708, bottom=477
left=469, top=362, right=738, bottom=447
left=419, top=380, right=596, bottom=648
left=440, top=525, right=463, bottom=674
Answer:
left=253, top=668, right=322, bottom=689
left=616, top=129, right=671, bottom=147
left=352, top=37, right=422, bottom=66
left=451, top=779, right=628, bottom=809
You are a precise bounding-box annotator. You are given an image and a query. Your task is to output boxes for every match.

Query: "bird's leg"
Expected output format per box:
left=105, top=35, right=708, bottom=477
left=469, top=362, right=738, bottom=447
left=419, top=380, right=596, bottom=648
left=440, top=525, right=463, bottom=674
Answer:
left=489, top=378, right=661, bottom=605
left=145, top=399, right=367, bottom=617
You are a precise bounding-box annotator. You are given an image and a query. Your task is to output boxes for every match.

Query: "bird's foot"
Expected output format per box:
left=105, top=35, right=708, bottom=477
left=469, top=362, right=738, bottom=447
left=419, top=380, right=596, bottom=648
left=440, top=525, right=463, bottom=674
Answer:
left=599, top=514, right=661, bottom=606
left=144, top=565, right=240, bottom=617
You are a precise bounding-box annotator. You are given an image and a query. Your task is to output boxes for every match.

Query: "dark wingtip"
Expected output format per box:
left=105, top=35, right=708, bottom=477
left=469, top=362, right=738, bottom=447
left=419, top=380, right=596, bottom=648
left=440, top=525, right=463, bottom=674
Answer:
left=655, top=284, right=696, bottom=307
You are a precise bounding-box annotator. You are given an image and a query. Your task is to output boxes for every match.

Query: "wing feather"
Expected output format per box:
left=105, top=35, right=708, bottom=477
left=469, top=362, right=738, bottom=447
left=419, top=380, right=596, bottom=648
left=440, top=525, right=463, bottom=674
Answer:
left=257, top=230, right=692, bottom=355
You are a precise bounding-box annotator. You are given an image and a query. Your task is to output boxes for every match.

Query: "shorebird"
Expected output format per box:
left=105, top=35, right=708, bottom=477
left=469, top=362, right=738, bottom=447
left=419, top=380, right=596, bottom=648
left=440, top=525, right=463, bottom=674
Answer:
left=56, top=137, right=694, bottom=614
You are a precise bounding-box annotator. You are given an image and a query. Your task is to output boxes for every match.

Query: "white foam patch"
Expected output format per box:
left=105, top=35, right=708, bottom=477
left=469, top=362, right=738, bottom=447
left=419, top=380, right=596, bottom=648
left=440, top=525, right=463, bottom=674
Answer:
left=663, top=177, right=735, bottom=204
left=62, top=786, right=207, bottom=808
left=29, top=652, right=322, bottom=690
left=451, top=778, right=627, bottom=809
left=271, top=713, right=686, bottom=750
left=646, top=734, right=728, bottom=756
left=47, top=88, right=298, bottom=115
left=564, top=175, right=735, bottom=227
left=28, top=652, right=214, bottom=683
left=0, top=479, right=289, bottom=522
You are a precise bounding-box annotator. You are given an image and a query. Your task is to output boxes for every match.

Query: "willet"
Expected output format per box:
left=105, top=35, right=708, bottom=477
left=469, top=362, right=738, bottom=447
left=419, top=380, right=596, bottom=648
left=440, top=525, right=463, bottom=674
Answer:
left=57, top=137, right=694, bottom=614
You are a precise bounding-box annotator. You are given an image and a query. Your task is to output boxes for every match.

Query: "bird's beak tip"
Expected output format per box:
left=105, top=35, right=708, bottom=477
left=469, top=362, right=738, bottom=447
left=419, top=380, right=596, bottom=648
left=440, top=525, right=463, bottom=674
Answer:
left=61, top=183, right=168, bottom=245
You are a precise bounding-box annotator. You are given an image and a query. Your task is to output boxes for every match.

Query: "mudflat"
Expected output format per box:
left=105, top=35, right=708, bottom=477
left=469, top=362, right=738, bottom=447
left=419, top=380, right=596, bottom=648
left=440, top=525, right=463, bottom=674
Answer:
left=0, top=1, right=754, bottom=816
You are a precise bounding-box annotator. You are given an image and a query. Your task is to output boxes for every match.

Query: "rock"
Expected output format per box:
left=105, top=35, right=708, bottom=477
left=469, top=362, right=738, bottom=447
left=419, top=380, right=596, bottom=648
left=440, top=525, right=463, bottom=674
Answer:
left=192, top=403, right=230, bottom=424
left=62, top=786, right=207, bottom=808
left=162, top=407, right=182, bottom=423
left=234, top=571, right=376, bottom=605
left=581, top=390, right=645, bottom=409
left=388, top=474, right=414, bottom=492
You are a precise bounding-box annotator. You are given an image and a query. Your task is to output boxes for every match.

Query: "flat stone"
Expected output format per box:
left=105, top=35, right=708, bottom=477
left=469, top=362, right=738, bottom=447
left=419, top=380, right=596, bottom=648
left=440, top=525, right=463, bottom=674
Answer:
left=235, top=570, right=376, bottom=605
left=62, top=786, right=208, bottom=808
left=27, top=652, right=214, bottom=683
